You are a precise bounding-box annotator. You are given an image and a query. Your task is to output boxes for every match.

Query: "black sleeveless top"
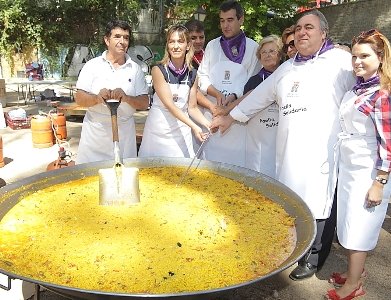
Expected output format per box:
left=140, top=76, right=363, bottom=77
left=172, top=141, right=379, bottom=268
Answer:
left=157, top=64, right=197, bottom=87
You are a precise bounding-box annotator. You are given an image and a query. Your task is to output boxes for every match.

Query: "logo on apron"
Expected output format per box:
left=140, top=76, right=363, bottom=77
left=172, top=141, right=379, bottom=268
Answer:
left=291, top=81, right=300, bottom=93
left=173, top=93, right=179, bottom=102
left=231, top=46, right=238, bottom=57
left=224, top=71, right=230, bottom=81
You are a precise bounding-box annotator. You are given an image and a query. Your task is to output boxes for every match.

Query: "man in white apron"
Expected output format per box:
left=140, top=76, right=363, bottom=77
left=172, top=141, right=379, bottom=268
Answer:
left=197, top=0, right=261, bottom=167
left=211, top=10, right=356, bottom=280
left=75, top=20, right=149, bottom=164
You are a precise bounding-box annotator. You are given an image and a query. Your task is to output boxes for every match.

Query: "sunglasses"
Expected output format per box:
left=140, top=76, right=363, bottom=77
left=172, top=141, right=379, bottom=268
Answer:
left=283, top=40, right=295, bottom=52
left=352, top=29, right=381, bottom=44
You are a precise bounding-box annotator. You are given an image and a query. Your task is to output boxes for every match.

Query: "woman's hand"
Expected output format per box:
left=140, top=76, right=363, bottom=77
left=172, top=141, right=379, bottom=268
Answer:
left=366, top=182, right=384, bottom=208
left=192, top=125, right=209, bottom=142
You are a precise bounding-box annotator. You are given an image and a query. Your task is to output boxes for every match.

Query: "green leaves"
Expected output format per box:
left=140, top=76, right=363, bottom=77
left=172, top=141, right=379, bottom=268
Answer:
left=0, top=0, right=308, bottom=75
left=172, top=0, right=308, bottom=42
left=0, top=0, right=141, bottom=60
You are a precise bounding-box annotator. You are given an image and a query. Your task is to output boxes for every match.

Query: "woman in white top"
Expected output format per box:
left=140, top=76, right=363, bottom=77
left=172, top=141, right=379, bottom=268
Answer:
left=326, top=29, right=391, bottom=300
left=139, top=25, right=210, bottom=158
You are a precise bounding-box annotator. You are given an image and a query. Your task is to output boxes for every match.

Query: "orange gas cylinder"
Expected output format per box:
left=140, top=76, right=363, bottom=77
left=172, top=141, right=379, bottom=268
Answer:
left=31, top=115, right=54, bottom=148
left=0, top=135, right=4, bottom=168
left=50, top=113, right=67, bottom=142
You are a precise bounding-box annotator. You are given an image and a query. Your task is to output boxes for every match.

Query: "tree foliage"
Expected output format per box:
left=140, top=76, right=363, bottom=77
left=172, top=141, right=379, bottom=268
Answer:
left=173, top=0, right=308, bottom=42
left=0, top=0, right=140, bottom=61
left=0, top=0, right=307, bottom=75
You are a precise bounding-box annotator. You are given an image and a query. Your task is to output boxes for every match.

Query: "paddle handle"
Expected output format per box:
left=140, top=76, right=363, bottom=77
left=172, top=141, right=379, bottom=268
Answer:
left=106, top=100, right=122, bottom=165
left=111, top=114, right=119, bottom=142
left=106, top=100, right=120, bottom=143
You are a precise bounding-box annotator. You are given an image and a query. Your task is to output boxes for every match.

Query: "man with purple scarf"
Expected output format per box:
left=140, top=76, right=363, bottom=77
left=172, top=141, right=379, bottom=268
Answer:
left=197, top=0, right=261, bottom=168
left=211, top=9, right=356, bottom=280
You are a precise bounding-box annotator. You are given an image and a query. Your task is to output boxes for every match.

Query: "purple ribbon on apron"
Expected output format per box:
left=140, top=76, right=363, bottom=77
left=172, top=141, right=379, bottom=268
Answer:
left=294, top=39, right=334, bottom=62
left=220, top=31, right=246, bottom=64
left=168, top=60, right=188, bottom=76
left=258, top=68, right=272, bottom=80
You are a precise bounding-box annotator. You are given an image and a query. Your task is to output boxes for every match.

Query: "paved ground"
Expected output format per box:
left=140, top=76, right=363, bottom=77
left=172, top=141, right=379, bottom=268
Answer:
left=0, top=95, right=390, bottom=299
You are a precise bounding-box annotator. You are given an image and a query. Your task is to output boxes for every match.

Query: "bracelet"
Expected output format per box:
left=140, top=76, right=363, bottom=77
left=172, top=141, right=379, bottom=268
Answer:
left=231, top=93, right=238, bottom=100
left=375, top=176, right=388, bottom=185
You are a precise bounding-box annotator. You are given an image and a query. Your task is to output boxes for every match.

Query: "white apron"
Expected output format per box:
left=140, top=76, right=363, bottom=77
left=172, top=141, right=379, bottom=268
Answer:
left=204, top=60, right=248, bottom=167
left=76, top=104, right=136, bottom=164
left=337, top=89, right=390, bottom=251
left=139, top=71, right=194, bottom=158
left=276, top=60, right=342, bottom=219
left=245, top=100, right=278, bottom=178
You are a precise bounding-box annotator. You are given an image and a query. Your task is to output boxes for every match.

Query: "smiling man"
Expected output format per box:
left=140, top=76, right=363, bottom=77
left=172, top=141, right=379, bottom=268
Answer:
left=184, top=19, right=205, bottom=69
left=197, top=0, right=261, bottom=167
left=75, top=20, right=149, bottom=164
left=211, top=9, right=356, bottom=281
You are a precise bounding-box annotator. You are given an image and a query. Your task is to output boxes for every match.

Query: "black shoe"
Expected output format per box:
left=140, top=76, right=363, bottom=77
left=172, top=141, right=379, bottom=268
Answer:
left=289, top=262, right=317, bottom=281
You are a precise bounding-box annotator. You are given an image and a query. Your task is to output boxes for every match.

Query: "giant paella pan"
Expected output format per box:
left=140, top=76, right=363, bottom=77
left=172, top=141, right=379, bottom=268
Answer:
left=0, top=158, right=316, bottom=299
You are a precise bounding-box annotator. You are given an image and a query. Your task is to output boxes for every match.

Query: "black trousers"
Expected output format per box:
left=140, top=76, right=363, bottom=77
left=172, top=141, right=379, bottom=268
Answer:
left=304, top=193, right=337, bottom=269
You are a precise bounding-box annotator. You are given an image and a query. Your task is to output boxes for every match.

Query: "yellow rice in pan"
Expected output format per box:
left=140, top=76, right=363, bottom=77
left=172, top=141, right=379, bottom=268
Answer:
left=0, top=167, right=295, bottom=294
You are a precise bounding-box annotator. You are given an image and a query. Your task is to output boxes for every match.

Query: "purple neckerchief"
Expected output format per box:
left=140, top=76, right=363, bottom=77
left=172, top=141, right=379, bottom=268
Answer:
left=353, top=75, right=380, bottom=95
left=294, top=39, right=334, bottom=62
left=168, top=60, right=187, bottom=76
left=258, top=68, right=272, bottom=80
left=220, top=31, right=246, bottom=64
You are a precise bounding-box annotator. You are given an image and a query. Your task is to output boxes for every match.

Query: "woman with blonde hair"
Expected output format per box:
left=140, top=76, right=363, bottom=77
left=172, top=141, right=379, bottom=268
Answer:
left=139, top=25, right=210, bottom=158
left=326, top=29, right=391, bottom=300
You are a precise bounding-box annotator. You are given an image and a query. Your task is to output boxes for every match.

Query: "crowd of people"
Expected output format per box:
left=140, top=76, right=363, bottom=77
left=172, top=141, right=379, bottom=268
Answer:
left=74, top=1, right=390, bottom=299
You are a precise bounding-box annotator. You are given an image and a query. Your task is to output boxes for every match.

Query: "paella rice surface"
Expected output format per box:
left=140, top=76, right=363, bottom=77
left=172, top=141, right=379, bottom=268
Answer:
left=0, top=167, right=295, bottom=294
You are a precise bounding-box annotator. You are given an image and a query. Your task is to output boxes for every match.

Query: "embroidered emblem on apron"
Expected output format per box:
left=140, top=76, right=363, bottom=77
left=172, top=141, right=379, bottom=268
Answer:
left=231, top=46, right=238, bottom=57
left=291, top=81, right=300, bottom=93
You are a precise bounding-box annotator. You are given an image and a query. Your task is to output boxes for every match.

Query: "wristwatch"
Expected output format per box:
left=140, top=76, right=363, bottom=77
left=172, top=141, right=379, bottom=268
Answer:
left=375, top=176, right=388, bottom=184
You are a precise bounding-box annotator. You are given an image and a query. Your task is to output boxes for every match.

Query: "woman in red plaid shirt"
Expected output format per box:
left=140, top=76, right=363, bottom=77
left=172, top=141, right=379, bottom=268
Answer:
left=326, top=29, right=391, bottom=300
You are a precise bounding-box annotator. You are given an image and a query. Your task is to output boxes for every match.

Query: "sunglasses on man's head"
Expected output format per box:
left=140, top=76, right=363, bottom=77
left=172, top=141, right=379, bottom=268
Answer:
left=283, top=40, right=295, bottom=52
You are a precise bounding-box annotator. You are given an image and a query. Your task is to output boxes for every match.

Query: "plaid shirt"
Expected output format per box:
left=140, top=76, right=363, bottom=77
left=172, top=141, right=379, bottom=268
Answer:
left=356, top=89, right=391, bottom=171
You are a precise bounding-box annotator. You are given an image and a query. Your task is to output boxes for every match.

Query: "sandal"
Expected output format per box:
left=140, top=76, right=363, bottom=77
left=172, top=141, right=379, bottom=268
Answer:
left=328, top=269, right=367, bottom=287
left=325, top=283, right=366, bottom=300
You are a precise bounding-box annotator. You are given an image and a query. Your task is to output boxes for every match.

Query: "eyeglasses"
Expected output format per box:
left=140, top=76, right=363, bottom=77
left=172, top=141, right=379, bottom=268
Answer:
left=282, top=40, right=295, bottom=52
left=260, top=49, right=278, bottom=56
